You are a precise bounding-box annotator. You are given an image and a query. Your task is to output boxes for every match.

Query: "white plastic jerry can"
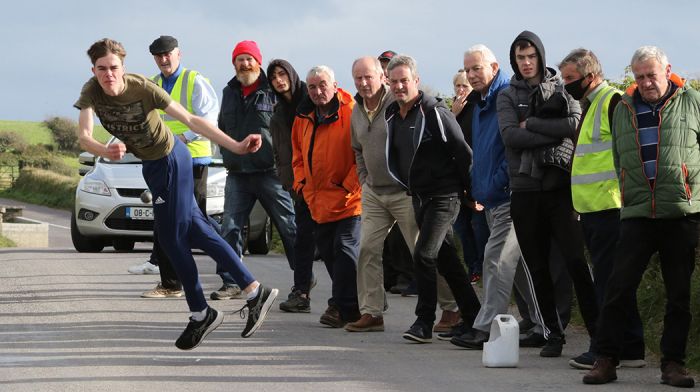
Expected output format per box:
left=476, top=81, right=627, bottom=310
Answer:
left=482, top=314, right=519, bottom=367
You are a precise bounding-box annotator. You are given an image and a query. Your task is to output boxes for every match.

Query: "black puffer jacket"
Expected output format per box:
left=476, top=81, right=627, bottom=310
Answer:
left=266, top=59, right=307, bottom=192
left=497, top=30, right=581, bottom=191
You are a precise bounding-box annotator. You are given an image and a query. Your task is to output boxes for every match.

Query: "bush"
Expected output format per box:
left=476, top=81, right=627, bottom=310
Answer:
left=0, top=131, right=27, bottom=153
left=14, top=145, right=74, bottom=176
left=44, top=116, right=79, bottom=153
left=0, top=167, right=78, bottom=210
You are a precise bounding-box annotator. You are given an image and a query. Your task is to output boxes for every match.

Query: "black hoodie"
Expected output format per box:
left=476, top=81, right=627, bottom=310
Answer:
left=385, top=92, right=472, bottom=196
left=266, top=59, right=308, bottom=192
left=509, top=30, right=547, bottom=82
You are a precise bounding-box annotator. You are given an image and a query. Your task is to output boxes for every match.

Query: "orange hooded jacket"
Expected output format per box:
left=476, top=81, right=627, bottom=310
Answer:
left=291, top=88, right=361, bottom=224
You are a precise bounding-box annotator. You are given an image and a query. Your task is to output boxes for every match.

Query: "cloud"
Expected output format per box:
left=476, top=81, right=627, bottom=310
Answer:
left=3, top=0, right=700, bottom=121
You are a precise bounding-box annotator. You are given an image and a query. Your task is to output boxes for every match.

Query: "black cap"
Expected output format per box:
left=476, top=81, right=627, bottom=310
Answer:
left=378, top=50, right=397, bottom=61
left=149, top=35, right=178, bottom=55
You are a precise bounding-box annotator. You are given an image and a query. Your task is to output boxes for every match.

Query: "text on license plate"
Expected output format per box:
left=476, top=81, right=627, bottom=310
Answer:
left=126, top=207, right=153, bottom=220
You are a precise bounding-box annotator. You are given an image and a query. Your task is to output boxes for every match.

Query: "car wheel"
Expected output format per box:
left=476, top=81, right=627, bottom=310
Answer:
left=71, top=210, right=105, bottom=253
left=247, top=216, right=271, bottom=255
left=112, top=238, right=135, bottom=252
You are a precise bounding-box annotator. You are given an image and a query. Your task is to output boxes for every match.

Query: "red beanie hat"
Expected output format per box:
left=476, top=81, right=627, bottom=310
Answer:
left=232, top=40, right=262, bottom=65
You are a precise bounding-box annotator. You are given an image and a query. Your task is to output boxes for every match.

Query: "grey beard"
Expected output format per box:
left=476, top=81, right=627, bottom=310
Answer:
left=237, top=70, right=260, bottom=86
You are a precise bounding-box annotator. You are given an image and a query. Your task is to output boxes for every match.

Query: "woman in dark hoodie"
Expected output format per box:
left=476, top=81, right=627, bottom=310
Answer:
left=266, top=59, right=317, bottom=312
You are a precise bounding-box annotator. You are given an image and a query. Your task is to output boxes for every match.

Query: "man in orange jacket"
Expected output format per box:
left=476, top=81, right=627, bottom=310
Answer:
left=292, top=65, right=362, bottom=328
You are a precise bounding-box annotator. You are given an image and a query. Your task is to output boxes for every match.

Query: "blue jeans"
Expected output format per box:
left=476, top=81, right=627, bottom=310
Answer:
left=412, top=194, right=481, bottom=326
left=219, top=171, right=296, bottom=285
left=315, top=215, right=361, bottom=320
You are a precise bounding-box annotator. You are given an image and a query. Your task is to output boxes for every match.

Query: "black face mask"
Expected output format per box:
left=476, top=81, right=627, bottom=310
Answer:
left=565, top=76, right=589, bottom=100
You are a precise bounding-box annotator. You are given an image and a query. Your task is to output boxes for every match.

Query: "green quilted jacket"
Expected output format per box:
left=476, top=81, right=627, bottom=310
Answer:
left=612, top=74, right=700, bottom=219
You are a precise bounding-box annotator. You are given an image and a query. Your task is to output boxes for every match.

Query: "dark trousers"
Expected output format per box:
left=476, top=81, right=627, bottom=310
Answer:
left=293, top=198, right=316, bottom=294
left=155, top=164, right=208, bottom=290
left=595, top=216, right=698, bottom=364
left=453, top=202, right=489, bottom=276
left=514, top=240, right=573, bottom=329
left=382, top=225, right=415, bottom=290
left=581, top=209, right=644, bottom=359
left=510, top=188, right=598, bottom=338
left=412, top=194, right=481, bottom=326
left=144, top=140, right=255, bottom=312
left=314, top=215, right=361, bottom=320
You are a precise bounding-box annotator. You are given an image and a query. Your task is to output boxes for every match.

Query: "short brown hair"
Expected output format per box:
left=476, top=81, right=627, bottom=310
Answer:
left=87, top=38, right=126, bottom=65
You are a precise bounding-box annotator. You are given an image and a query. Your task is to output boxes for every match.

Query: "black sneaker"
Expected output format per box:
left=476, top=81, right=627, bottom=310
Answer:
left=540, top=334, right=566, bottom=357
left=279, top=290, right=310, bottom=313
left=569, top=351, right=596, bottom=369
left=175, top=307, right=223, bottom=350
left=451, top=329, right=489, bottom=349
left=237, top=285, right=279, bottom=338
left=402, top=321, right=432, bottom=343
left=437, top=322, right=471, bottom=341
left=520, top=330, right=547, bottom=347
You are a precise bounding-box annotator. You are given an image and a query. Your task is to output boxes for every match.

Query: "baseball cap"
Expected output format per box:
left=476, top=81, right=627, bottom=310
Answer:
left=378, top=50, right=397, bottom=61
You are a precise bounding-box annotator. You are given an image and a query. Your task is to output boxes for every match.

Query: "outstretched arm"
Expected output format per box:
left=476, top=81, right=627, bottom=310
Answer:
left=164, top=101, right=261, bottom=155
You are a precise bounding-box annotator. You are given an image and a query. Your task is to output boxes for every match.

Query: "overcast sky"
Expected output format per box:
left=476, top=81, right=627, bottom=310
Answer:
left=2, top=0, right=699, bottom=121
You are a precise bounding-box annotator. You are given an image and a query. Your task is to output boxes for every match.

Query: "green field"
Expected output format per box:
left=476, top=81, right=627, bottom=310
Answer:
left=0, top=120, right=111, bottom=145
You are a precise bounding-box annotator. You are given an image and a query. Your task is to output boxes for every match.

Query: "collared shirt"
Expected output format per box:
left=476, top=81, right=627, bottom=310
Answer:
left=363, top=88, right=386, bottom=122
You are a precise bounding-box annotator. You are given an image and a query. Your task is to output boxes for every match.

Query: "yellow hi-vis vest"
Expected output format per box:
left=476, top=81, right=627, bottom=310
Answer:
left=152, top=68, right=212, bottom=158
left=571, top=83, right=621, bottom=213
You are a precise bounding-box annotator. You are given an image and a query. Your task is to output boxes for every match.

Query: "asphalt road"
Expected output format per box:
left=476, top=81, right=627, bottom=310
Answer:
left=0, top=199, right=677, bottom=391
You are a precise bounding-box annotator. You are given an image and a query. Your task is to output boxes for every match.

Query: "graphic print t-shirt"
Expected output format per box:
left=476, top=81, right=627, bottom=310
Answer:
left=74, top=73, right=174, bottom=160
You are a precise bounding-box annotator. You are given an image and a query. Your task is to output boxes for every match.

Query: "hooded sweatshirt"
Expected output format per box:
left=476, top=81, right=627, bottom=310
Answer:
left=385, top=92, right=472, bottom=196
left=266, top=59, right=307, bottom=192
left=497, top=30, right=581, bottom=191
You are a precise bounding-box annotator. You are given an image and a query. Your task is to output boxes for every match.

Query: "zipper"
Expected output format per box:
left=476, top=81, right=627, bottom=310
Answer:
left=683, top=163, right=692, bottom=205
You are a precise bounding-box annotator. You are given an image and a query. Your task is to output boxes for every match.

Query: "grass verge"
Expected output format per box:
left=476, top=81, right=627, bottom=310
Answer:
left=0, top=168, right=77, bottom=211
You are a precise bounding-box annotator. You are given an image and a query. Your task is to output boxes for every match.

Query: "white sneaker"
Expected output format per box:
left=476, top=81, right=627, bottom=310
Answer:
left=128, top=261, right=160, bottom=275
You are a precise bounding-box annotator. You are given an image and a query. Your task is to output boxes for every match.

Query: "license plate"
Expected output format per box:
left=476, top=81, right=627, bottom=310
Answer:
left=126, top=207, right=153, bottom=220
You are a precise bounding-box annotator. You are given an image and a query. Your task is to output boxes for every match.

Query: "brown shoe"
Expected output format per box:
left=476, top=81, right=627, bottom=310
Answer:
left=582, top=356, right=618, bottom=385
left=345, top=314, right=384, bottom=332
left=320, top=305, right=346, bottom=328
left=661, top=361, right=695, bottom=388
left=433, top=310, right=460, bottom=332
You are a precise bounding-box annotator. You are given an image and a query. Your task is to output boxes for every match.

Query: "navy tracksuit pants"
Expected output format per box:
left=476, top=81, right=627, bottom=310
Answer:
left=142, top=139, right=255, bottom=312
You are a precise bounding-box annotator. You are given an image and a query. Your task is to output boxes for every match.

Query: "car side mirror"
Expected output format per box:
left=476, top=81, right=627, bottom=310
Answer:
left=78, top=152, right=95, bottom=176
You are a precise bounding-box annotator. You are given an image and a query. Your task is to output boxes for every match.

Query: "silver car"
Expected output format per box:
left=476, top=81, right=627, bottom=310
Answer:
left=72, top=139, right=271, bottom=254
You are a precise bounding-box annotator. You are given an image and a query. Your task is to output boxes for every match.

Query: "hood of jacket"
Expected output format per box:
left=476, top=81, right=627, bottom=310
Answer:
left=266, top=59, right=306, bottom=116
left=509, top=30, right=547, bottom=81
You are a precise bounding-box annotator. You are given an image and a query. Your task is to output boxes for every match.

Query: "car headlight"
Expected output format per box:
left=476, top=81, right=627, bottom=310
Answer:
left=207, top=182, right=225, bottom=198
left=80, top=179, right=112, bottom=196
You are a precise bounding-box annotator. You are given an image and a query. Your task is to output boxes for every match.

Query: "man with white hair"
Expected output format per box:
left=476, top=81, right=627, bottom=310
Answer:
left=292, top=65, right=362, bottom=328
left=447, top=45, right=531, bottom=349
left=583, top=46, right=700, bottom=388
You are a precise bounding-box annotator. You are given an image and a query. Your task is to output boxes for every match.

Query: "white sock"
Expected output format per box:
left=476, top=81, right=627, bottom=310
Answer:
left=246, top=286, right=260, bottom=300
left=191, top=307, right=208, bottom=321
